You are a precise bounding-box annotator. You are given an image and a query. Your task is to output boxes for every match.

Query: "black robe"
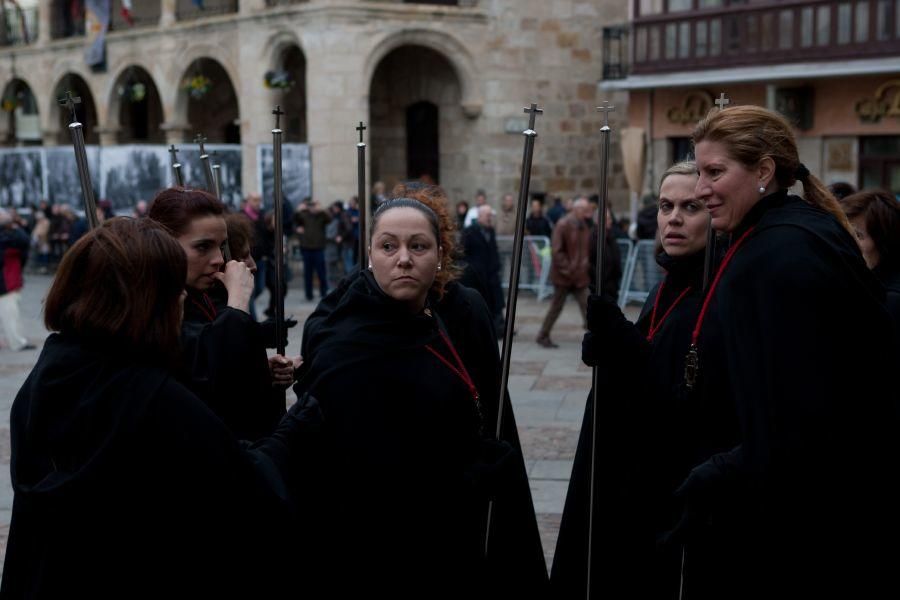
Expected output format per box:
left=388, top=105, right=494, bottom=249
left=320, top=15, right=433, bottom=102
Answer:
left=459, top=223, right=505, bottom=324
left=180, top=287, right=285, bottom=440
left=295, top=271, right=548, bottom=599
left=551, top=250, right=734, bottom=599
left=1, top=333, right=320, bottom=599
left=681, top=191, right=900, bottom=599
left=874, top=263, right=900, bottom=352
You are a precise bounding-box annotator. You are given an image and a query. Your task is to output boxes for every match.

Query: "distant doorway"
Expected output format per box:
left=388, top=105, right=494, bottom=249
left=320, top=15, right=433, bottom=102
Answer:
left=406, top=101, right=439, bottom=183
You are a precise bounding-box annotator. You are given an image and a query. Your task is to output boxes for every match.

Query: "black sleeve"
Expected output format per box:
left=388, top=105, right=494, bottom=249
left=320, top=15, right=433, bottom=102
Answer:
left=180, top=307, right=274, bottom=431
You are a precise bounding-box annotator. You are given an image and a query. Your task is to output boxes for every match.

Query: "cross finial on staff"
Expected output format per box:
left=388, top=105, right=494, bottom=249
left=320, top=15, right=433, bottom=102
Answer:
left=273, top=105, right=284, bottom=130
left=58, top=90, right=81, bottom=123
left=523, top=104, right=544, bottom=130
left=194, top=133, right=207, bottom=154
left=715, top=92, right=730, bottom=111
left=596, top=100, right=616, bottom=127
left=168, top=144, right=179, bottom=163
left=356, top=121, right=367, bottom=143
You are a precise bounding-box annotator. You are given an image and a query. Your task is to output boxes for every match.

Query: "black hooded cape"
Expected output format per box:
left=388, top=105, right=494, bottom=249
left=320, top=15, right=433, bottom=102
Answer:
left=180, top=286, right=285, bottom=440
left=294, top=270, right=548, bottom=599
left=1, top=333, right=320, bottom=598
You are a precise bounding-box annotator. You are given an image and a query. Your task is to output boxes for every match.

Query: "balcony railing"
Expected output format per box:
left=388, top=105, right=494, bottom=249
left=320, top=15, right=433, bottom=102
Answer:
left=176, top=0, right=239, bottom=21
left=631, top=0, right=900, bottom=74
left=110, top=0, right=162, bottom=31
left=0, top=6, right=38, bottom=47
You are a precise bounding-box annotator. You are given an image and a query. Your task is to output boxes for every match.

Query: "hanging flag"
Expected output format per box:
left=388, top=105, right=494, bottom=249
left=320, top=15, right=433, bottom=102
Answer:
left=5, top=0, right=30, bottom=44
left=121, top=0, right=134, bottom=26
left=192, top=0, right=204, bottom=8
left=84, top=0, right=110, bottom=70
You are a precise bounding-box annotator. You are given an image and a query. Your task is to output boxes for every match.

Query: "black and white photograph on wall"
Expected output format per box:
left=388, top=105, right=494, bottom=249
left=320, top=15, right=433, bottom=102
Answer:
left=100, top=145, right=169, bottom=210
left=257, top=143, right=311, bottom=211
left=45, top=146, right=101, bottom=208
left=0, top=148, right=44, bottom=208
left=176, top=144, right=243, bottom=208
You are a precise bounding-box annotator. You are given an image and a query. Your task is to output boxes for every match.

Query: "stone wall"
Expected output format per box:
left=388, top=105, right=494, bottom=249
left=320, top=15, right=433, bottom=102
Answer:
left=0, top=0, right=629, bottom=212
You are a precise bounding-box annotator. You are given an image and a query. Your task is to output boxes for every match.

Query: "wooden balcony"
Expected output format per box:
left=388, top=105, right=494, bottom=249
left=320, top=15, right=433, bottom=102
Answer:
left=631, top=0, right=900, bottom=75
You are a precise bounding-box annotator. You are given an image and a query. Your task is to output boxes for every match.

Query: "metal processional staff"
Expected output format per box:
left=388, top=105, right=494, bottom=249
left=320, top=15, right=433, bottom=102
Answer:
left=58, top=91, right=100, bottom=230
left=586, top=99, right=615, bottom=600
left=485, top=102, right=543, bottom=556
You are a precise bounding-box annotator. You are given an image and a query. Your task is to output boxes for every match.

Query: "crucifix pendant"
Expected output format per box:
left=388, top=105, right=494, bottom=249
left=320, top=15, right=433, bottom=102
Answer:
left=684, top=344, right=700, bottom=390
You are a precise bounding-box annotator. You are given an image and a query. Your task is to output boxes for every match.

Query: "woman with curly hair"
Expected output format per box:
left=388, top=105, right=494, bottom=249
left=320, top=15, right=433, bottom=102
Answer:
left=295, top=184, right=547, bottom=599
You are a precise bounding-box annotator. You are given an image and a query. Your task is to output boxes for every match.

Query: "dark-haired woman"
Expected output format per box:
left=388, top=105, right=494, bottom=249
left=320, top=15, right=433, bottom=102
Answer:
left=148, top=188, right=293, bottom=440
left=552, top=162, right=720, bottom=599
left=295, top=197, right=546, bottom=599
left=840, top=189, right=900, bottom=335
left=1, top=218, right=319, bottom=598
left=672, top=106, right=899, bottom=598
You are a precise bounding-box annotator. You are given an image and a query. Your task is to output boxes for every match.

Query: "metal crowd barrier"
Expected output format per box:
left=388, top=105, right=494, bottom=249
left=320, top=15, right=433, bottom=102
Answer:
left=618, top=239, right=665, bottom=308
left=496, top=235, right=553, bottom=300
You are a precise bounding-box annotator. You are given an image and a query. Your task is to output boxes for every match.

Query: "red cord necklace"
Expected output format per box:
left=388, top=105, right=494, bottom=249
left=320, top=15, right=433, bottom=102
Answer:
left=646, top=279, right=692, bottom=342
left=425, top=329, right=482, bottom=415
left=684, top=226, right=755, bottom=389
left=189, top=292, right=217, bottom=322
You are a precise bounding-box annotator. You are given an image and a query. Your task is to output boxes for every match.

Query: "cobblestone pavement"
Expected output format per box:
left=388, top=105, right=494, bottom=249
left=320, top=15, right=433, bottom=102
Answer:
left=0, top=274, right=640, bottom=575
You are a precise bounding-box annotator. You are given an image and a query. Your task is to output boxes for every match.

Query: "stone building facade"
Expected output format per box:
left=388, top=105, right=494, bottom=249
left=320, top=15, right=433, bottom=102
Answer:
left=0, top=0, right=630, bottom=212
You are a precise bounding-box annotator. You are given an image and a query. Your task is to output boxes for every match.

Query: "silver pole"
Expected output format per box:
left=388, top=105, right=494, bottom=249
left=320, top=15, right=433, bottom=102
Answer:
left=272, top=106, right=286, bottom=356
left=586, top=100, right=615, bottom=600
left=58, top=92, right=99, bottom=230
left=196, top=133, right=217, bottom=195
left=168, top=144, right=184, bottom=187
left=357, top=121, right=367, bottom=268
left=211, top=150, right=223, bottom=201
left=484, top=103, right=543, bottom=557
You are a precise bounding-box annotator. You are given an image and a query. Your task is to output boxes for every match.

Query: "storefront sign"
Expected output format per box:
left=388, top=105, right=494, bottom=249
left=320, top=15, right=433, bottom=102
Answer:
left=667, top=91, right=714, bottom=125
left=856, top=80, right=900, bottom=123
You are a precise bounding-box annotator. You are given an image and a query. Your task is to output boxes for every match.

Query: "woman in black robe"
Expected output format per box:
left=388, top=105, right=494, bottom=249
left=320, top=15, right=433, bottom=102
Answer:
left=552, top=162, right=732, bottom=599
left=295, top=195, right=547, bottom=599
left=670, top=105, right=900, bottom=599
left=839, top=189, right=900, bottom=339
left=148, top=188, right=296, bottom=440
left=1, top=218, right=320, bottom=598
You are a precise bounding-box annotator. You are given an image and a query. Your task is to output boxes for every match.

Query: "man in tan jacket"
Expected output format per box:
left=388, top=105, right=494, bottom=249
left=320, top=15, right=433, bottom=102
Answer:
left=536, top=197, right=592, bottom=348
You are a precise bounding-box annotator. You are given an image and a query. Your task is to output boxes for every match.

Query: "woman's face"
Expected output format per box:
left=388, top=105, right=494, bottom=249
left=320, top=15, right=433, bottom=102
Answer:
left=849, top=215, right=880, bottom=269
left=177, top=215, right=227, bottom=291
left=695, top=140, right=771, bottom=233
left=658, top=173, right=708, bottom=257
left=369, top=207, right=441, bottom=312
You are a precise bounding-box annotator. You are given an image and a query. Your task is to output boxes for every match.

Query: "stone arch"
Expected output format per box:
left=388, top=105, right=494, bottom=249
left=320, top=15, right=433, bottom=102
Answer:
left=176, top=57, right=240, bottom=143
left=0, top=77, right=41, bottom=146
left=168, top=44, right=240, bottom=131
left=368, top=44, right=465, bottom=191
left=106, top=64, right=166, bottom=143
left=259, top=31, right=308, bottom=142
left=50, top=72, right=99, bottom=144
left=363, top=28, right=482, bottom=118
left=44, top=60, right=99, bottom=134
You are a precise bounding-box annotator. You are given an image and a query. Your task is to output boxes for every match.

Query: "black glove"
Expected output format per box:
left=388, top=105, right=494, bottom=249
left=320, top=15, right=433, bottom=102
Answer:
left=463, top=438, right=518, bottom=501
left=658, top=447, right=743, bottom=548
left=258, top=317, right=299, bottom=349
left=582, top=294, right=649, bottom=367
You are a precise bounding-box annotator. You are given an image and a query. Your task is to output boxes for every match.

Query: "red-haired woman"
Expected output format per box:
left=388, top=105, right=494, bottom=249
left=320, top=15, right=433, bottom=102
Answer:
left=148, top=188, right=296, bottom=440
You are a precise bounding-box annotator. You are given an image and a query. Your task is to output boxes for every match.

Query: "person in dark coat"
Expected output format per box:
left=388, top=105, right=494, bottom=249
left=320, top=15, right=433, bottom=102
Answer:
left=672, top=105, right=900, bottom=599
left=839, top=188, right=900, bottom=342
left=460, top=204, right=505, bottom=332
left=296, top=195, right=547, bottom=599
left=525, top=198, right=553, bottom=238
left=552, top=161, right=718, bottom=599
left=0, top=218, right=322, bottom=598
left=148, top=189, right=296, bottom=441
